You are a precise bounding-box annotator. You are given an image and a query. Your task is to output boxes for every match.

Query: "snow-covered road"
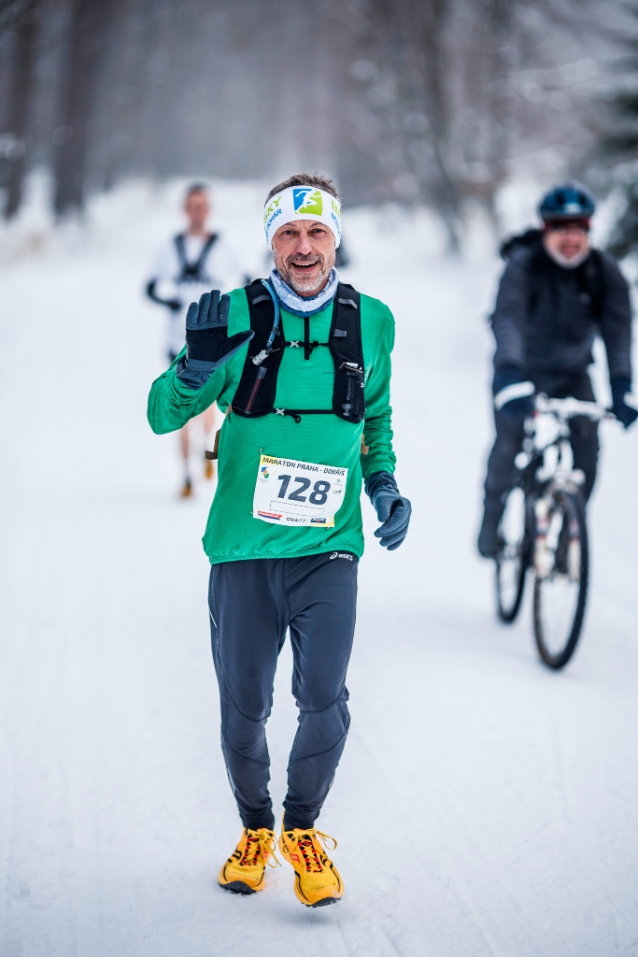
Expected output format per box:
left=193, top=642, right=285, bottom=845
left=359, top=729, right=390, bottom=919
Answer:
left=1, top=182, right=637, bottom=956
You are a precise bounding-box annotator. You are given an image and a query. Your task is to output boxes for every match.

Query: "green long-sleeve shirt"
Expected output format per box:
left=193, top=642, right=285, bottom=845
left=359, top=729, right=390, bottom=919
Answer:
left=147, top=286, right=396, bottom=564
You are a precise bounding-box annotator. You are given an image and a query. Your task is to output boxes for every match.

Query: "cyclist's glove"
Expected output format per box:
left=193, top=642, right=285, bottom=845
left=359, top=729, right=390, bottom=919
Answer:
left=365, top=471, right=412, bottom=551
left=177, top=290, right=254, bottom=390
left=493, top=365, right=535, bottom=421
left=610, top=376, right=638, bottom=429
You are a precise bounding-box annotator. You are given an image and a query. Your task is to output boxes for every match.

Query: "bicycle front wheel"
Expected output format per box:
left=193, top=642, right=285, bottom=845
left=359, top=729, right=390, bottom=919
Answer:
left=533, top=489, right=589, bottom=670
left=495, top=486, right=530, bottom=623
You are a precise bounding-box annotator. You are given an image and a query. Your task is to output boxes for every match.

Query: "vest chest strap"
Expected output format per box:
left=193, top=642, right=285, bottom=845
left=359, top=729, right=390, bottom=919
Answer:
left=284, top=339, right=330, bottom=354
left=232, top=280, right=365, bottom=423
left=272, top=408, right=337, bottom=423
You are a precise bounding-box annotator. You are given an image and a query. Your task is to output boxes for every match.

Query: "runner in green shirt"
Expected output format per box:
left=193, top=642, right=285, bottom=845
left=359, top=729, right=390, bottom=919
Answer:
left=147, top=172, right=411, bottom=908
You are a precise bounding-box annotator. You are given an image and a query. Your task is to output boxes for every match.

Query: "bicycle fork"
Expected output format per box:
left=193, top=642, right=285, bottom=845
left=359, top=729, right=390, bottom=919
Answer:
left=567, top=517, right=581, bottom=581
left=534, top=498, right=552, bottom=580
left=533, top=496, right=581, bottom=582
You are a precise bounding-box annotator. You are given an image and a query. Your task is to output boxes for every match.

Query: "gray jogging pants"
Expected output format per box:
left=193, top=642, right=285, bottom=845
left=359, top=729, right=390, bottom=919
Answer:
left=208, top=551, right=358, bottom=831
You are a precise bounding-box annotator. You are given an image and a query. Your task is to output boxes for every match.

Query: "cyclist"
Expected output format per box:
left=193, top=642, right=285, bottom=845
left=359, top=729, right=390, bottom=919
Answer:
left=478, top=182, right=637, bottom=558
left=147, top=173, right=411, bottom=907
left=146, top=183, right=243, bottom=497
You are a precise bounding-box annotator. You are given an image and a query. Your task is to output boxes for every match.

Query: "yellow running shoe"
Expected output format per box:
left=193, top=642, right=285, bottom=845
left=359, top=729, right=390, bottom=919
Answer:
left=218, top=827, right=279, bottom=895
left=279, top=821, right=343, bottom=907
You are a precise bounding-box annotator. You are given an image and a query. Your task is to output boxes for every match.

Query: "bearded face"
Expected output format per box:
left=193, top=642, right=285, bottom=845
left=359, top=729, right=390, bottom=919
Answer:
left=271, top=221, right=336, bottom=297
left=278, top=251, right=332, bottom=295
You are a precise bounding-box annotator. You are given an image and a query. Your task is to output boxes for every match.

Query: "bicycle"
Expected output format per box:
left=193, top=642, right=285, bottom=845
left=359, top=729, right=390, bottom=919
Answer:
left=495, top=395, right=610, bottom=670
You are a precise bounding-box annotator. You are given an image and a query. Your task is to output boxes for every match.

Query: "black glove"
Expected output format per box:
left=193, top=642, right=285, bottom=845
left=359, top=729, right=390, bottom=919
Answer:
left=185, top=290, right=253, bottom=364
left=493, top=365, right=534, bottom=420
left=145, top=279, right=181, bottom=312
left=177, top=291, right=253, bottom=390
left=610, top=376, right=638, bottom=429
left=365, top=471, right=412, bottom=551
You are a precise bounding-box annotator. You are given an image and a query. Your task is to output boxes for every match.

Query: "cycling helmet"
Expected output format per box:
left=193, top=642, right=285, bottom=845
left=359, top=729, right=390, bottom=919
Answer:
left=538, top=182, right=596, bottom=222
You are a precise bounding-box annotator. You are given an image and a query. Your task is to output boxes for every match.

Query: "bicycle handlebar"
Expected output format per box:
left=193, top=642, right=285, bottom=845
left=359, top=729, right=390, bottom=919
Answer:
left=534, top=394, right=611, bottom=422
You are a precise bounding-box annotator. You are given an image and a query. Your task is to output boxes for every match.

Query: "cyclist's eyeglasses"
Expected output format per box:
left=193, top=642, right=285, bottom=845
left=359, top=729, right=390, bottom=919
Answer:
left=546, top=220, right=590, bottom=234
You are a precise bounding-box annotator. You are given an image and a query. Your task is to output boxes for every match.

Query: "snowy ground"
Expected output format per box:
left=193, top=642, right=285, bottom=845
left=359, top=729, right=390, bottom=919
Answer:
left=1, top=179, right=638, bottom=957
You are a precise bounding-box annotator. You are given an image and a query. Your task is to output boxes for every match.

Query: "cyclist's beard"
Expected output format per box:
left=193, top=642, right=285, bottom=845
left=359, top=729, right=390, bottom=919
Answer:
left=279, top=253, right=331, bottom=295
left=546, top=247, right=590, bottom=269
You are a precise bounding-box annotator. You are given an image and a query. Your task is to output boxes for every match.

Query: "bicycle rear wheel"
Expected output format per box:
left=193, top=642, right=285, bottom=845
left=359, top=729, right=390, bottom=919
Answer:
left=495, top=486, right=530, bottom=623
left=533, top=489, right=589, bottom=670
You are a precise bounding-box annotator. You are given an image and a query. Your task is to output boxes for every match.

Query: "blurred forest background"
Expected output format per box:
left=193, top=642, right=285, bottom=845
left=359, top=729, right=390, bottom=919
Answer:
left=0, top=0, right=637, bottom=252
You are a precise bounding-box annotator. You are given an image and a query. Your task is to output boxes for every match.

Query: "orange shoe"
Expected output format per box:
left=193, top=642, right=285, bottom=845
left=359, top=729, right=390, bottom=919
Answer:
left=179, top=477, right=193, bottom=499
left=279, top=821, right=342, bottom=907
left=218, top=828, right=279, bottom=895
left=204, top=458, right=215, bottom=480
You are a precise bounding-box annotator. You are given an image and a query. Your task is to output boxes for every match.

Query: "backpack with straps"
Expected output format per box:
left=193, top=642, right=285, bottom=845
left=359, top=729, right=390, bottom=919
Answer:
left=231, top=280, right=366, bottom=424
left=174, top=233, right=218, bottom=283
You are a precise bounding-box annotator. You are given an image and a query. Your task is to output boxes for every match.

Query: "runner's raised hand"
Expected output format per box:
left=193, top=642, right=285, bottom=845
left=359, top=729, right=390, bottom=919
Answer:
left=185, top=290, right=253, bottom=369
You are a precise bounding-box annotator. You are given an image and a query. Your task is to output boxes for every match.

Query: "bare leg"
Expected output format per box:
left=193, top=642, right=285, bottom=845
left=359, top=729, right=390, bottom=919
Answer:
left=203, top=404, right=215, bottom=440
left=180, top=422, right=190, bottom=462
left=202, top=405, right=216, bottom=480
left=179, top=423, right=192, bottom=497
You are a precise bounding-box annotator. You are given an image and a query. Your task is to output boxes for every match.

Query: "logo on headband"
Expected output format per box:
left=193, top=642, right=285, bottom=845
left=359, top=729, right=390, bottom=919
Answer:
left=293, top=188, right=323, bottom=216
left=330, top=199, right=342, bottom=237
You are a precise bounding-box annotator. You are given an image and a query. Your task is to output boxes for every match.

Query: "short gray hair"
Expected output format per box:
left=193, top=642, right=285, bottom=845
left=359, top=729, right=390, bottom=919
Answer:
left=185, top=182, right=209, bottom=198
left=265, top=172, right=340, bottom=204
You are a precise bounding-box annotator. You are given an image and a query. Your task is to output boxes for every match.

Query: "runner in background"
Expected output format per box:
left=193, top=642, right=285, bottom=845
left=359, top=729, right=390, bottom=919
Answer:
left=146, top=183, right=243, bottom=497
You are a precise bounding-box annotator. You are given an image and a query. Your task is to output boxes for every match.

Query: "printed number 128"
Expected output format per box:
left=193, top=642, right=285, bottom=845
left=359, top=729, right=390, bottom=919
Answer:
left=277, top=474, right=331, bottom=505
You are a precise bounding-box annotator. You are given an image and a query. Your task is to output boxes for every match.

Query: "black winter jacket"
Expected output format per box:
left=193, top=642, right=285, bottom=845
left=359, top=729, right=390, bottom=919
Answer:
left=490, top=230, right=632, bottom=382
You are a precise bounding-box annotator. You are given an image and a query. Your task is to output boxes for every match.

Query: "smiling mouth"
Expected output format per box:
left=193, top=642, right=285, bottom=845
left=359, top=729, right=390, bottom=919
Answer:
left=290, top=259, right=320, bottom=271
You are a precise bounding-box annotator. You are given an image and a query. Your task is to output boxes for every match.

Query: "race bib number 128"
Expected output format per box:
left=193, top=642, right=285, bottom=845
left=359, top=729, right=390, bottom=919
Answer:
left=253, top=454, right=348, bottom=527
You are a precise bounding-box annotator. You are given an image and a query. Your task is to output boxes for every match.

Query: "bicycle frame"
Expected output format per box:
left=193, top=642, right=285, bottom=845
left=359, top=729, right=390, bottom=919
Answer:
left=494, top=394, right=612, bottom=667
left=513, top=396, right=608, bottom=578
left=514, top=395, right=607, bottom=492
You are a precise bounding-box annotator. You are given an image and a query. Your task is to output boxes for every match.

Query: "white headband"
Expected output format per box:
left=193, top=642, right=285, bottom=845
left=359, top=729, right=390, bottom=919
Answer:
left=263, top=186, right=342, bottom=249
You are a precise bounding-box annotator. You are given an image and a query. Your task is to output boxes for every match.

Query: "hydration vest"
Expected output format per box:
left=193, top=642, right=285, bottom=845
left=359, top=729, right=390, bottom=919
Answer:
left=174, top=232, right=218, bottom=283
left=231, top=279, right=366, bottom=424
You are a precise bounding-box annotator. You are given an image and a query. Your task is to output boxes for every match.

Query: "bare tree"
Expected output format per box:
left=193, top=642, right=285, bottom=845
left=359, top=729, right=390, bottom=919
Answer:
left=1, top=0, right=40, bottom=218
left=338, top=0, right=462, bottom=248
left=52, top=0, right=110, bottom=215
left=335, top=0, right=618, bottom=248
left=0, top=0, right=624, bottom=228
left=400, top=0, right=460, bottom=247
